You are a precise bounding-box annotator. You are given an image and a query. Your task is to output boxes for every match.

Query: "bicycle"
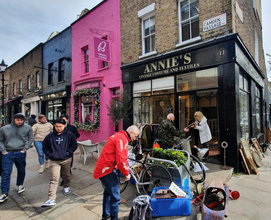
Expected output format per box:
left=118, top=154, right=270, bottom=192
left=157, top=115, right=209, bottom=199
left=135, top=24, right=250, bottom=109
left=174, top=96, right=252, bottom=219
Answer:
left=117, top=148, right=173, bottom=195
left=172, top=136, right=206, bottom=184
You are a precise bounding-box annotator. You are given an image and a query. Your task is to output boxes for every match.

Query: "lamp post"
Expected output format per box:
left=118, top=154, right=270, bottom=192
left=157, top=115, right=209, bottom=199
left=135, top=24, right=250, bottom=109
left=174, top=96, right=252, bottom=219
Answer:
left=0, top=59, right=8, bottom=127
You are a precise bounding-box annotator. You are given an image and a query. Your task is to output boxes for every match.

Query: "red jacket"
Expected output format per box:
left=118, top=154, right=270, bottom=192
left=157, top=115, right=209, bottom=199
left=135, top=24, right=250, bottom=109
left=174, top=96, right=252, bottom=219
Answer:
left=93, top=131, right=130, bottom=179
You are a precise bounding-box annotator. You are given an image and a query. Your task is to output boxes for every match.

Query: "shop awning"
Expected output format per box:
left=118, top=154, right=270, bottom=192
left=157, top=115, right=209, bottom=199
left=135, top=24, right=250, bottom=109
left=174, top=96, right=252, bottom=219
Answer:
left=0, top=97, right=19, bottom=106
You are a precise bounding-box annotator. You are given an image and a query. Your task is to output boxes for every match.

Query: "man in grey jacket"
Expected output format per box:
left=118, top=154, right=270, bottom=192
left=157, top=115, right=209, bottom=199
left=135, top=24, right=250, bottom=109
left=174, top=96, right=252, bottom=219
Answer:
left=0, top=113, right=34, bottom=203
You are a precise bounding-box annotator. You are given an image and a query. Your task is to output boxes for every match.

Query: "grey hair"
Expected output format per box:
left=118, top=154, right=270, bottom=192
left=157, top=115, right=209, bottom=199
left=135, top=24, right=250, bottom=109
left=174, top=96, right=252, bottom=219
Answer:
left=126, top=125, right=139, bottom=134
left=167, top=113, right=174, bottom=119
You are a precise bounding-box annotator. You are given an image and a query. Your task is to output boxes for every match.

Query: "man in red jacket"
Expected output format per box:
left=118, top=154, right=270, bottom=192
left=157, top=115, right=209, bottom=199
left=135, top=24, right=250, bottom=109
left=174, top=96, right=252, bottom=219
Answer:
left=93, top=125, right=139, bottom=220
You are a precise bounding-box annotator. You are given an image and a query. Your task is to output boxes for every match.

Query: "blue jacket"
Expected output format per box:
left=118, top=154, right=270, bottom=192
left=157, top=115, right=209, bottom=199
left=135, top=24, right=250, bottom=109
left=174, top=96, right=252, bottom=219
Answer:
left=42, top=127, right=77, bottom=160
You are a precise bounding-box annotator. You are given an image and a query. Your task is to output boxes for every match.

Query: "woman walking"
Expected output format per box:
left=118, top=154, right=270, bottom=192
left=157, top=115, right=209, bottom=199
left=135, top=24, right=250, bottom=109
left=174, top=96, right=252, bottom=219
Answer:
left=194, top=111, right=212, bottom=161
left=32, top=114, right=53, bottom=173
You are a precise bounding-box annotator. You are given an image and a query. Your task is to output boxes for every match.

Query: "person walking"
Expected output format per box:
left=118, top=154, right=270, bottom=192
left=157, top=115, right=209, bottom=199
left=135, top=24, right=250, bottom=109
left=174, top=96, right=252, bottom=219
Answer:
left=0, top=113, right=34, bottom=203
left=194, top=111, right=212, bottom=161
left=41, top=118, right=77, bottom=207
left=93, top=125, right=139, bottom=220
left=32, top=114, right=53, bottom=174
left=156, top=113, right=189, bottom=149
left=28, top=114, right=37, bottom=127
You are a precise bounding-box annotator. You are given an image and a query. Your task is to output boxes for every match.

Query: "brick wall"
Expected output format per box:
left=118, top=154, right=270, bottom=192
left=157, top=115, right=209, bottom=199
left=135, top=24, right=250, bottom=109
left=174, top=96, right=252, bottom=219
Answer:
left=5, top=43, right=43, bottom=99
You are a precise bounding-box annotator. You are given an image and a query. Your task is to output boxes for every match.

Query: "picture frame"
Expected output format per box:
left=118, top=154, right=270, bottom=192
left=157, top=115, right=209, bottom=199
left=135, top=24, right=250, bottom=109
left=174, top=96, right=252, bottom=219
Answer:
left=239, top=148, right=250, bottom=175
left=251, top=138, right=265, bottom=158
left=241, top=141, right=258, bottom=174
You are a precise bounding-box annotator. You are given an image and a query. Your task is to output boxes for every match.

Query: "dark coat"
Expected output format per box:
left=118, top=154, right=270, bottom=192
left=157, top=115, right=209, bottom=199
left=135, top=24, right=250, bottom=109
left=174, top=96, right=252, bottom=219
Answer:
left=67, top=124, right=80, bottom=139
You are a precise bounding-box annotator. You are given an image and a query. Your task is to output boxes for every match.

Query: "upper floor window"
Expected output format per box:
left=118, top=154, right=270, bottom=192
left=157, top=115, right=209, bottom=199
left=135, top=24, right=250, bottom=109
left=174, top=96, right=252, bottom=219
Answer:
left=255, top=31, right=259, bottom=64
left=58, top=59, right=65, bottom=82
left=19, top=80, right=22, bottom=93
left=27, top=75, right=31, bottom=91
left=98, top=60, right=108, bottom=69
left=36, top=71, right=40, bottom=88
left=48, top=63, right=53, bottom=85
left=138, top=3, right=156, bottom=57
left=178, top=0, right=199, bottom=43
left=13, top=82, right=16, bottom=95
left=83, top=48, right=89, bottom=73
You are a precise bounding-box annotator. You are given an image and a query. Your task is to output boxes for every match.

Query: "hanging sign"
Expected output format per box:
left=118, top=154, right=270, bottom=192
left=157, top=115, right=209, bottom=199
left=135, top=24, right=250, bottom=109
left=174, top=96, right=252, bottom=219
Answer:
left=94, top=37, right=111, bottom=62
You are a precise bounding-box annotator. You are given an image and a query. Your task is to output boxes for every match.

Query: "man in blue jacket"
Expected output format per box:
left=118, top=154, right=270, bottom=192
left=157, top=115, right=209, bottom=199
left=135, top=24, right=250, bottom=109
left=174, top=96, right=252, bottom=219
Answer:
left=41, top=118, right=77, bottom=207
left=0, top=113, right=34, bottom=203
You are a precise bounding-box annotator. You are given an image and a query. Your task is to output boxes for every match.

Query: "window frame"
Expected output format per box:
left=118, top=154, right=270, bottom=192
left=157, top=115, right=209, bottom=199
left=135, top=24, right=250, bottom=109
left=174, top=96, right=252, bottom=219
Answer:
left=58, top=58, right=65, bottom=82
left=83, top=47, right=89, bottom=74
left=19, top=80, right=22, bottom=93
left=48, top=63, right=53, bottom=85
left=36, top=71, right=40, bottom=88
left=177, top=0, right=201, bottom=47
left=27, top=75, right=31, bottom=91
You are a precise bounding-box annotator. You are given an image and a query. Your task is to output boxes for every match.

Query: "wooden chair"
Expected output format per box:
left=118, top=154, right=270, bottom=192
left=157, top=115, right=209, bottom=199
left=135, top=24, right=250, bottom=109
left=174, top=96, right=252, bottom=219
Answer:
left=77, top=140, right=99, bottom=164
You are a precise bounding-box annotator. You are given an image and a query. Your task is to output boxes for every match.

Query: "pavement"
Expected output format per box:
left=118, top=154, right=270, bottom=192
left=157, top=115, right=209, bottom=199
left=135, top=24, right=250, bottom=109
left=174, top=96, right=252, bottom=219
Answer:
left=0, top=144, right=270, bottom=220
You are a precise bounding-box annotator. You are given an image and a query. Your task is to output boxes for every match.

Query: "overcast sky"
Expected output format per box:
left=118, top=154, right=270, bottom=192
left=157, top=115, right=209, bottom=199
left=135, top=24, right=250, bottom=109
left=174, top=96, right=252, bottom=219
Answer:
left=1, top=0, right=271, bottom=79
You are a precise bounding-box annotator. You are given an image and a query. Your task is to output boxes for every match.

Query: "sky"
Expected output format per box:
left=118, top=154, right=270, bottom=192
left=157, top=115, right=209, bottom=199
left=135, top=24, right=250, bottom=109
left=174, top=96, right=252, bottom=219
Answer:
left=1, top=0, right=271, bottom=79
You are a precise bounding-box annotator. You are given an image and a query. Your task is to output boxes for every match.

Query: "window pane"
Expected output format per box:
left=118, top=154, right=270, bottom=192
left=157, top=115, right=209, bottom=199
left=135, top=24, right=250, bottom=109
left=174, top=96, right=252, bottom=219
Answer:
left=256, top=97, right=261, bottom=135
left=239, top=74, right=243, bottom=89
left=149, top=16, right=155, bottom=34
left=190, top=0, right=199, bottom=17
left=239, top=90, right=249, bottom=141
left=191, top=17, right=199, bottom=38
left=81, top=96, right=93, bottom=124
left=181, top=1, right=189, bottom=20
left=151, top=34, right=155, bottom=51
left=182, top=21, right=190, bottom=41
left=133, top=80, right=151, bottom=97
left=152, top=76, right=174, bottom=95
left=144, top=19, right=150, bottom=36
left=177, top=68, right=218, bottom=92
left=145, top=37, right=151, bottom=53
left=244, top=77, right=248, bottom=91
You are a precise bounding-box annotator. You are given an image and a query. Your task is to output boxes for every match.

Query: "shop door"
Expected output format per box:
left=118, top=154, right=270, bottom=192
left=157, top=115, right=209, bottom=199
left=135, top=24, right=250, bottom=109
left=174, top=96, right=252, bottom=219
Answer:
left=178, top=89, right=219, bottom=160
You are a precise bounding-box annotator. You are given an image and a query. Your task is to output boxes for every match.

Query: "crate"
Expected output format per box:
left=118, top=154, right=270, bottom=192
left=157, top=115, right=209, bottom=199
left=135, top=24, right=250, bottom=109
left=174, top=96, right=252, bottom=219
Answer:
left=150, top=186, right=191, bottom=217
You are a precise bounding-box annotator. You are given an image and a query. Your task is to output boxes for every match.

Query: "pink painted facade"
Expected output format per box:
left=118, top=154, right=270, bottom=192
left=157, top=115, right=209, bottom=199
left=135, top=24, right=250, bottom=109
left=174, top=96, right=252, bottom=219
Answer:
left=71, top=0, right=122, bottom=143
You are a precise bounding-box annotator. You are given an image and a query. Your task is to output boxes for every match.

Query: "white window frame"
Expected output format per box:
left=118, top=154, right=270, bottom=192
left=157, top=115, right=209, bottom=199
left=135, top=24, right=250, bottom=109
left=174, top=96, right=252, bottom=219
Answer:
left=176, top=0, right=201, bottom=47
left=138, top=3, right=157, bottom=59
left=36, top=71, right=40, bottom=88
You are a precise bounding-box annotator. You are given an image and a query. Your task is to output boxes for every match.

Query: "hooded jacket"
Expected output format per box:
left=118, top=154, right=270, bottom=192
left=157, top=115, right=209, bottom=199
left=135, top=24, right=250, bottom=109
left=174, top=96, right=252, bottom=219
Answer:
left=194, top=116, right=212, bottom=144
left=93, top=130, right=131, bottom=179
left=42, top=127, right=77, bottom=160
left=0, top=113, right=34, bottom=153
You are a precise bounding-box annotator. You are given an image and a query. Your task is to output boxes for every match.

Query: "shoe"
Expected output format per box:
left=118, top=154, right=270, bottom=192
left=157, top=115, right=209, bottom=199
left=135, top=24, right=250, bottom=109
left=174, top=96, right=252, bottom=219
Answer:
left=41, top=199, right=56, bottom=207
left=64, top=187, right=71, bottom=195
left=0, top=194, right=8, bottom=203
left=39, top=166, right=45, bottom=174
left=18, top=185, right=25, bottom=194
left=45, top=160, right=50, bottom=169
left=102, top=215, right=111, bottom=220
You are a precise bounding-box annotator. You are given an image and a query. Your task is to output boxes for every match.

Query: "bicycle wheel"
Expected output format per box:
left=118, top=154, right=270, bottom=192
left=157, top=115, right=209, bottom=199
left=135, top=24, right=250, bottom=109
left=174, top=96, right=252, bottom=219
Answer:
left=189, top=154, right=206, bottom=183
left=141, top=164, right=173, bottom=195
left=117, top=170, right=129, bottom=193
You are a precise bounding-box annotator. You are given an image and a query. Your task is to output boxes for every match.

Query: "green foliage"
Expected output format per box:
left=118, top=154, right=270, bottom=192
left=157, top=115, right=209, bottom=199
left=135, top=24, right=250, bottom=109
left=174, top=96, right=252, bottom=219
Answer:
left=152, top=148, right=187, bottom=167
left=107, top=89, right=132, bottom=126
left=73, top=88, right=100, bottom=131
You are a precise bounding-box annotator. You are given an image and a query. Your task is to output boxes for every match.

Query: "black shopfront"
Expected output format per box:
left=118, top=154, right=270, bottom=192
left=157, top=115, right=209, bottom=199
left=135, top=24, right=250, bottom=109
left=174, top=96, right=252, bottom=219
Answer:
left=121, top=33, right=268, bottom=171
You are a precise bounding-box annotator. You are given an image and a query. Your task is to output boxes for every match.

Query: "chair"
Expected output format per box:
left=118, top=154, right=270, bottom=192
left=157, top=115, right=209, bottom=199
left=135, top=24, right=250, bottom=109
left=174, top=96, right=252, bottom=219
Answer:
left=77, top=140, right=99, bottom=164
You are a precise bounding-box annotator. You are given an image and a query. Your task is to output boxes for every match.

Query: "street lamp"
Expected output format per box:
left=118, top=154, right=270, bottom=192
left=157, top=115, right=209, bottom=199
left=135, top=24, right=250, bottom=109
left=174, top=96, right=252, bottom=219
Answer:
left=0, top=59, right=8, bottom=127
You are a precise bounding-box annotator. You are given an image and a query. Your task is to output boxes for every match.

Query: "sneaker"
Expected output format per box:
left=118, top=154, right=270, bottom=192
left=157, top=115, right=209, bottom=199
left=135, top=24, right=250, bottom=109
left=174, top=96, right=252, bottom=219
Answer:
left=45, top=160, right=50, bottom=169
left=18, top=185, right=25, bottom=194
left=64, top=187, right=71, bottom=195
left=0, top=194, right=8, bottom=203
left=39, top=166, right=45, bottom=174
left=41, top=199, right=56, bottom=207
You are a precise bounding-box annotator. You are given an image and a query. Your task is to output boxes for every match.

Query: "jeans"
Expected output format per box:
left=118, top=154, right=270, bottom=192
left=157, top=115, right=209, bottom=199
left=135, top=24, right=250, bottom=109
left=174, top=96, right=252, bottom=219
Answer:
left=1, top=151, right=26, bottom=194
left=34, top=141, right=49, bottom=165
left=100, top=170, right=121, bottom=220
left=48, top=158, right=72, bottom=200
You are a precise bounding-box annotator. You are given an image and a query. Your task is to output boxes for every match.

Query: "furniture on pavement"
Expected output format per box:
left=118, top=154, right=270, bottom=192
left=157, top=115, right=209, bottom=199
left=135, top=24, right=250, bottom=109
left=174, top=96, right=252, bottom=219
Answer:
left=77, top=140, right=99, bottom=164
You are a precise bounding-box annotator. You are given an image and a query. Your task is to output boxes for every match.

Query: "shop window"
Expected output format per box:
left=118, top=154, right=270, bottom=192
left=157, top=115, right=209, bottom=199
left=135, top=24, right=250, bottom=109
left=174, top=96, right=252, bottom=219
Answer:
left=138, top=3, right=156, bottom=58
left=134, top=80, right=151, bottom=97
left=133, top=94, right=175, bottom=125
left=177, top=0, right=200, bottom=45
left=152, top=76, right=174, bottom=95
left=83, top=47, right=89, bottom=73
left=177, top=68, right=218, bottom=92
left=58, top=58, right=65, bottom=82
left=81, top=95, right=94, bottom=124
left=48, top=63, right=53, bottom=85
left=255, top=86, right=262, bottom=135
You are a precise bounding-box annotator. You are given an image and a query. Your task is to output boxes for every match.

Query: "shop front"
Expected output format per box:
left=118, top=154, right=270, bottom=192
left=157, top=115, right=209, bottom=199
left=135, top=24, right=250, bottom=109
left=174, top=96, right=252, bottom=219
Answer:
left=121, top=34, right=268, bottom=171
left=40, top=90, right=70, bottom=124
left=0, top=97, right=21, bottom=125
left=21, top=96, right=40, bottom=124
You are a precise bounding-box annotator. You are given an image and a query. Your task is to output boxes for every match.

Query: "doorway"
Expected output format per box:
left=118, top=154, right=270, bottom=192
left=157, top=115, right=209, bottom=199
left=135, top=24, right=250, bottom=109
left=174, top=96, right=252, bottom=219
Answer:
left=178, top=89, right=219, bottom=163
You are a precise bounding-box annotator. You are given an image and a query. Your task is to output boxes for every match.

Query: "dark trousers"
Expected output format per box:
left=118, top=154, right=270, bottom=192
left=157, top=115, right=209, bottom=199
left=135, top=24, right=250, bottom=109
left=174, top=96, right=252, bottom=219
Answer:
left=202, top=142, right=209, bottom=158
left=1, top=151, right=26, bottom=194
left=0, top=153, right=2, bottom=176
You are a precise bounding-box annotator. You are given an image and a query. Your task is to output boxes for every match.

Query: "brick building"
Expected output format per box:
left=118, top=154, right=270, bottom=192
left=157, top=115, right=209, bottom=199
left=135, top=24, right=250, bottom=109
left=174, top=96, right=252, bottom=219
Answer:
left=120, top=0, right=267, bottom=171
left=2, top=43, right=43, bottom=124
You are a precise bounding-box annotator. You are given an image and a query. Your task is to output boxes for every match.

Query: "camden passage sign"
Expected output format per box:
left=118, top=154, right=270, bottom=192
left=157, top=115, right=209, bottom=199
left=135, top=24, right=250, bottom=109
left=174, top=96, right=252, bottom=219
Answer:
left=203, top=13, right=227, bottom=32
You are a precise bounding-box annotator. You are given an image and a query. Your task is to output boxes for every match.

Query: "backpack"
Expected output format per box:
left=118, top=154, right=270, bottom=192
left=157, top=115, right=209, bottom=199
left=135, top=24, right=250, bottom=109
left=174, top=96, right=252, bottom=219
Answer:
left=128, top=195, right=152, bottom=220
